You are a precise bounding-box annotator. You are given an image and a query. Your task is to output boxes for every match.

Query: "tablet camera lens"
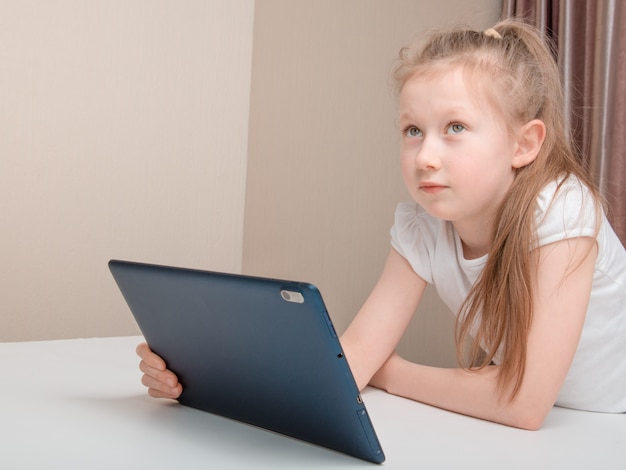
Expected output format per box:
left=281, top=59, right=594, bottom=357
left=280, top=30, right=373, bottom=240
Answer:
left=280, top=290, right=304, bottom=303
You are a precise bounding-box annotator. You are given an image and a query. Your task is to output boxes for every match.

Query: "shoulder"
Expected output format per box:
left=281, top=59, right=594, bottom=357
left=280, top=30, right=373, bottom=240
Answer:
left=391, top=202, right=442, bottom=245
left=536, top=175, right=596, bottom=212
left=390, top=202, right=454, bottom=284
left=534, top=175, right=600, bottom=247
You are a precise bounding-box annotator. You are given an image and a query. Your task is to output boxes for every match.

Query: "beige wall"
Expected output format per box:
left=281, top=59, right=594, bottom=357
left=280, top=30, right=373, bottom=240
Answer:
left=1, top=0, right=501, bottom=366
left=1, top=1, right=255, bottom=341
left=244, top=0, right=500, bottom=366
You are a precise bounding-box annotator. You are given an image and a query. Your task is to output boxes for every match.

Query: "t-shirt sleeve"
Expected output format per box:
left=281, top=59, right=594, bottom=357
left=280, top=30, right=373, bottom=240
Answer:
left=534, top=176, right=599, bottom=248
left=390, top=202, right=435, bottom=283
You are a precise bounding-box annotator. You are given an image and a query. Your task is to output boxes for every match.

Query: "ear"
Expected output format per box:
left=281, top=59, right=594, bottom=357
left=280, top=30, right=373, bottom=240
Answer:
left=512, top=119, right=546, bottom=169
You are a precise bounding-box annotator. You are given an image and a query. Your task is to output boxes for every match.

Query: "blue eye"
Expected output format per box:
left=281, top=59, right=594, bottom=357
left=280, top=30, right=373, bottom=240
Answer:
left=447, top=123, right=465, bottom=134
left=405, top=126, right=421, bottom=137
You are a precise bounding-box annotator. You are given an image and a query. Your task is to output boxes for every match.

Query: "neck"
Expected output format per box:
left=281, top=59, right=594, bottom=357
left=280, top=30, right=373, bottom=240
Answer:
left=453, top=220, right=494, bottom=260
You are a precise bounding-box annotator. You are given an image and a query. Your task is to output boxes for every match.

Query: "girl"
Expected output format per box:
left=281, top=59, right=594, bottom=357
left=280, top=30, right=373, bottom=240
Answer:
left=137, top=20, right=626, bottom=430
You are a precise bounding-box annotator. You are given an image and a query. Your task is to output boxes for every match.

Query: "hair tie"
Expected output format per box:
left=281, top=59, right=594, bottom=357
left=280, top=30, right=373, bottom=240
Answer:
left=484, top=28, right=502, bottom=40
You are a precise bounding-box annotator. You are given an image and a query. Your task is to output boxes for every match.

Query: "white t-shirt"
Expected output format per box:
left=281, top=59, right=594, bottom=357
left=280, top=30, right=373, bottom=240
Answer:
left=390, top=176, right=626, bottom=412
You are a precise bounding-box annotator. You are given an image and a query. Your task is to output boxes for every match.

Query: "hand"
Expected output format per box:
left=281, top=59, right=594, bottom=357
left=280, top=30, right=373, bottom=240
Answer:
left=136, top=342, right=183, bottom=399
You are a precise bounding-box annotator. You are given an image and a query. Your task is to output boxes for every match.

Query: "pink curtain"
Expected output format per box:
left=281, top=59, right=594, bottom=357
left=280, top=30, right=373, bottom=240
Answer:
left=502, top=0, right=626, bottom=246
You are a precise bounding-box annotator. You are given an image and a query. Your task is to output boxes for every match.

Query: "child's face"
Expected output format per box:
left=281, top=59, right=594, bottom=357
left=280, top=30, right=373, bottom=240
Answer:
left=398, top=66, right=518, bottom=231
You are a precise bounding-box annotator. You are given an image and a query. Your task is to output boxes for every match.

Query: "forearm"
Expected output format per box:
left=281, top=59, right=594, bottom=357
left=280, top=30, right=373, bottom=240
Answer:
left=340, top=249, right=428, bottom=390
left=370, top=354, right=551, bottom=430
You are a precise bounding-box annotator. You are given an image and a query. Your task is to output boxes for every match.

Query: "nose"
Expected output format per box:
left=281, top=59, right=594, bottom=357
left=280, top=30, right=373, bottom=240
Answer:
left=414, top=136, right=442, bottom=171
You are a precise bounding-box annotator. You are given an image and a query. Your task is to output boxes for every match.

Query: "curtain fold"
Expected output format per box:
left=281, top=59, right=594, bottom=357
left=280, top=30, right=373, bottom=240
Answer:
left=502, top=0, right=626, bottom=246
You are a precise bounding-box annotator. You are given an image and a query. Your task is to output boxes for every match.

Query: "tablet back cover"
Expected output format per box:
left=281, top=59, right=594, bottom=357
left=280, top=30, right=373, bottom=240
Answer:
left=109, top=260, right=384, bottom=463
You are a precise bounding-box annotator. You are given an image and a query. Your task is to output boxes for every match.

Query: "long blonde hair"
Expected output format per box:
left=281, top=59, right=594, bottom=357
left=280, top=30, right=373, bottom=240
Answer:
left=393, top=20, right=601, bottom=399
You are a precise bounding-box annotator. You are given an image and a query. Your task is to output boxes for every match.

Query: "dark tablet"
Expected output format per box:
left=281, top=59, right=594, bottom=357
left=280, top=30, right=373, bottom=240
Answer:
left=109, top=259, right=385, bottom=463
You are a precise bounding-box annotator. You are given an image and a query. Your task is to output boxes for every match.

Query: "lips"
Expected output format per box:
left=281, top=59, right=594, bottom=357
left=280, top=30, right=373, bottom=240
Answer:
left=419, top=182, right=447, bottom=194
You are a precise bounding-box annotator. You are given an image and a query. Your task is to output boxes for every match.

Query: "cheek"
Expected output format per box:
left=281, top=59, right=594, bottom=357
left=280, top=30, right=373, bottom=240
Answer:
left=399, top=155, right=415, bottom=183
left=457, top=160, right=515, bottom=200
left=453, top=142, right=513, bottom=178
left=400, top=155, right=410, bottom=172
left=399, top=156, right=419, bottom=196
left=399, top=148, right=410, bottom=171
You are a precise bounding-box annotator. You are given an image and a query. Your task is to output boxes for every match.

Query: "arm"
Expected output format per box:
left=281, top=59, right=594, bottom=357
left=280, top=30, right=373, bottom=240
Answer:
left=369, top=236, right=597, bottom=430
left=340, top=248, right=428, bottom=390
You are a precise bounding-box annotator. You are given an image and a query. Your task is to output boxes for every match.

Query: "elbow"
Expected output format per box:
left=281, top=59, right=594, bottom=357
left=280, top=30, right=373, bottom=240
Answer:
left=512, top=415, right=544, bottom=431
left=504, top=405, right=551, bottom=431
left=496, top=386, right=556, bottom=430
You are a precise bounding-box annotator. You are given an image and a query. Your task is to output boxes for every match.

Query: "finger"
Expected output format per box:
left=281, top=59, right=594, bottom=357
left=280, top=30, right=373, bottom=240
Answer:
left=136, top=342, right=166, bottom=370
left=147, top=385, right=183, bottom=399
left=138, top=360, right=179, bottom=387
left=141, top=374, right=182, bottom=399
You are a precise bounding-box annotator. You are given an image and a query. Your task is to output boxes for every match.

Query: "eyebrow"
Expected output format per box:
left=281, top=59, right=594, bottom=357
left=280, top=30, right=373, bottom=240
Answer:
left=398, top=104, right=472, bottom=123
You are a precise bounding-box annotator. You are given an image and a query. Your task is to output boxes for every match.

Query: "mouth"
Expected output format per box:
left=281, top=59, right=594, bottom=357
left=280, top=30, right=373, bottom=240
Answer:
left=419, top=182, right=447, bottom=194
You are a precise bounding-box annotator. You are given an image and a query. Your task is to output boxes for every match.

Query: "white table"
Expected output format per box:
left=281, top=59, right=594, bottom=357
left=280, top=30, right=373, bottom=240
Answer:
left=1, top=336, right=624, bottom=469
